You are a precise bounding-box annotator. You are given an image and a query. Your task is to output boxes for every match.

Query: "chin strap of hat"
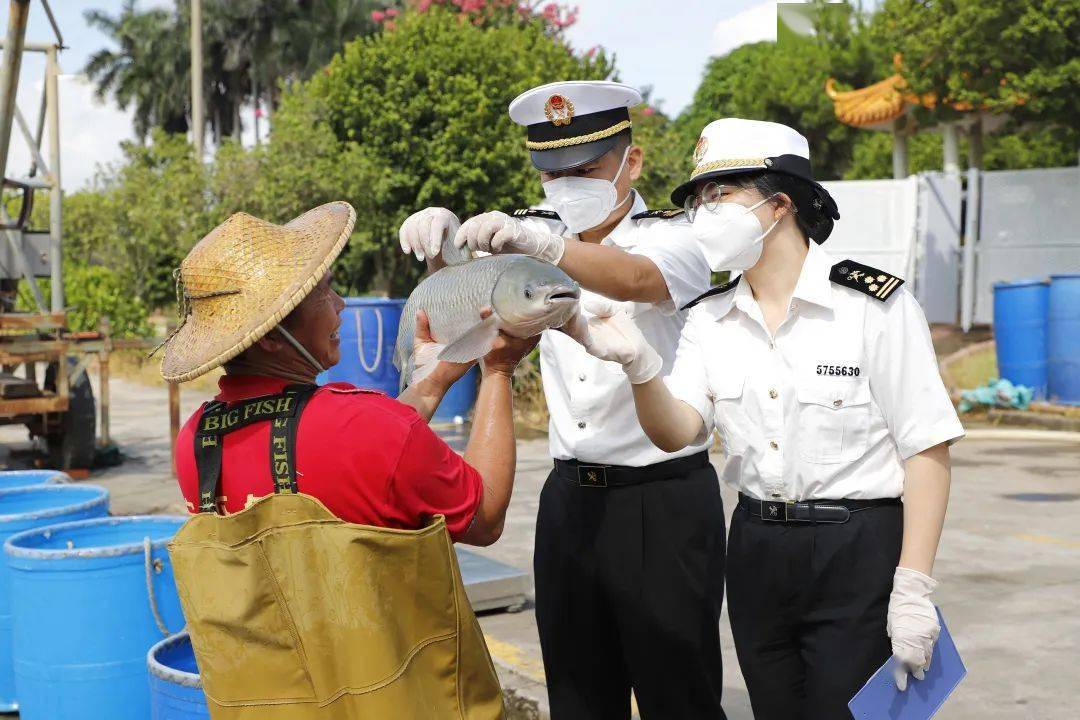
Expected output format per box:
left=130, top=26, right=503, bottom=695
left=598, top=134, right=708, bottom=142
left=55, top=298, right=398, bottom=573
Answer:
left=147, top=268, right=241, bottom=358
left=276, top=324, right=325, bottom=374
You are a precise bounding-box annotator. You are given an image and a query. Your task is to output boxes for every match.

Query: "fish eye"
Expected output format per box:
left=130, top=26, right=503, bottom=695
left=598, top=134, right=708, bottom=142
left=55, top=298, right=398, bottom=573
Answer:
left=524, top=288, right=534, bottom=299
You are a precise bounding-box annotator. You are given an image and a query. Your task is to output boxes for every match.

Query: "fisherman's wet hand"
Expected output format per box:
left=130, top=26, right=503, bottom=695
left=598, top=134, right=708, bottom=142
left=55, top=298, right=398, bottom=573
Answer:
left=888, top=567, right=940, bottom=691
left=455, top=211, right=566, bottom=265
left=481, top=313, right=541, bottom=378
left=399, top=207, right=461, bottom=262
left=568, top=298, right=661, bottom=385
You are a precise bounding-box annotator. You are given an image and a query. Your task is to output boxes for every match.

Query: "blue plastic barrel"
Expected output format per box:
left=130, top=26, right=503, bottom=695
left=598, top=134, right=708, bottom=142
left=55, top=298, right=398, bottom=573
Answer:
left=0, top=485, right=109, bottom=711
left=4, top=515, right=187, bottom=720
left=319, top=297, right=480, bottom=420
left=993, top=279, right=1049, bottom=400
left=320, top=297, right=407, bottom=394
left=148, top=633, right=209, bottom=720
left=1048, top=274, right=1080, bottom=405
left=0, top=470, right=69, bottom=490
left=432, top=365, right=480, bottom=423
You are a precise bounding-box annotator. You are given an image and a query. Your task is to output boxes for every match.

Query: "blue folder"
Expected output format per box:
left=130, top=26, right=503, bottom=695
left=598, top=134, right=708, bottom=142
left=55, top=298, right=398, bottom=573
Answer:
left=848, top=608, right=966, bottom=720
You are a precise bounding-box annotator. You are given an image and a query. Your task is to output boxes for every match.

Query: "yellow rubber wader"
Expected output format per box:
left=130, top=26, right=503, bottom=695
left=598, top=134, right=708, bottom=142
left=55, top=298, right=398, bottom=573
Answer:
left=168, top=384, right=504, bottom=719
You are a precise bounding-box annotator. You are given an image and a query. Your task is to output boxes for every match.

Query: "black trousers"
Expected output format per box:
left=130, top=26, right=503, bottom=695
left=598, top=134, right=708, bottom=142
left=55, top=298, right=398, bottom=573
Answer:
left=726, top=502, right=903, bottom=720
left=533, top=459, right=727, bottom=720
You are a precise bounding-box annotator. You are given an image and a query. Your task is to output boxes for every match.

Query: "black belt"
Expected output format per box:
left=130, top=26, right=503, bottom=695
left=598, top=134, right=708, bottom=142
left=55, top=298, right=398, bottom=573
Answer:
left=554, top=451, right=710, bottom=488
left=737, top=492, right=901, bottom=524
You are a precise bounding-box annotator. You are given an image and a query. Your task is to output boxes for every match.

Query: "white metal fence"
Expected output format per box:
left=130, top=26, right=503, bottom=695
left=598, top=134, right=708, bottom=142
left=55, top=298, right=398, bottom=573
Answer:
left=822, top=166, right=1079, bottom=328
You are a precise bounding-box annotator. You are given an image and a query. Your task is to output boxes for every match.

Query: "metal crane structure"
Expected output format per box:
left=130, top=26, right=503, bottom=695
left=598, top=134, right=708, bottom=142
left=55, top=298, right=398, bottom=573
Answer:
left=0, top=0, right=115, bottom=470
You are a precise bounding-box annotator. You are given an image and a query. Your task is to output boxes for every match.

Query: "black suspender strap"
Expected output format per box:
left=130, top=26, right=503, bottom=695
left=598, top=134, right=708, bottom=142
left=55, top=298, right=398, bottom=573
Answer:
left=269, top=385, right=318, bottom=496
left=192, top=384, right=318, bottom=513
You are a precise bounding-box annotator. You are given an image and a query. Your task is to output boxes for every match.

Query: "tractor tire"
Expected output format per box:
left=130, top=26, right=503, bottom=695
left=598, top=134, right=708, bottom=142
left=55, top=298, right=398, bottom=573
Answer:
left=44, top=358, right=97, bottom=470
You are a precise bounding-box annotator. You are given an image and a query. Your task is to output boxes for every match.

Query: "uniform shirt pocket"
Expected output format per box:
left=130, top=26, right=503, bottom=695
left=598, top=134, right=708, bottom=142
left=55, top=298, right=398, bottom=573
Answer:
left=797, top=379, right=873, bottom=464
left=709, top=374, right=751, bottom=457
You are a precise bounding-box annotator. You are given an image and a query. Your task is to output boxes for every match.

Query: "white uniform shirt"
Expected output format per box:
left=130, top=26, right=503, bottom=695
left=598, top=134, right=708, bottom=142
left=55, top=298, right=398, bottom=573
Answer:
left=666, top=242, right=965, bottom=500
left=524, top=191, right=713, bottom=466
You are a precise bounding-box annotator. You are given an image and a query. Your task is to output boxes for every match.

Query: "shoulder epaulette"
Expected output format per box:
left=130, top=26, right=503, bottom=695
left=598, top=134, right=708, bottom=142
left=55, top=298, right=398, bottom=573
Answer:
left=632, top=208, right=686, bottom=220
left=511, top=208, right=560, bottom=220
left=829, top=260, right=904, bottom=302
left=681, top=277, right=739, bottom=311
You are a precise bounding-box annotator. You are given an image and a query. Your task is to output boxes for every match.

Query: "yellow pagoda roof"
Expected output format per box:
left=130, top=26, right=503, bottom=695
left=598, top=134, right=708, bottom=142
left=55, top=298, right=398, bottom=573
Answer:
left=826, top=55, right=1020, bottom=132
left=825, top=73, right=914, bottom=130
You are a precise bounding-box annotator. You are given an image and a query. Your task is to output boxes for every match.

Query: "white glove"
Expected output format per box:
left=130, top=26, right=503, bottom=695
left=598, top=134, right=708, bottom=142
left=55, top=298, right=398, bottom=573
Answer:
left=398, top=207, right=461, bottom=262
left=454, top=211, right=566, bottom=264
left=887, top=567, right=941, bottom=691
left=564, top=298, right=661, bottom=385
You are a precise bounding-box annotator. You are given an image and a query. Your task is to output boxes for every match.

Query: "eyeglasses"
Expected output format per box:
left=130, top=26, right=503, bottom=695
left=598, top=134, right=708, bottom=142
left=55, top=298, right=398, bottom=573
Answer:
left=683, top=182, right=736, bottom=222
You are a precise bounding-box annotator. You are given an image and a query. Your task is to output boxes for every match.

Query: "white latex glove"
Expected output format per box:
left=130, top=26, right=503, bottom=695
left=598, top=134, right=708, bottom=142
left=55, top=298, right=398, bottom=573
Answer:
left=887, top=567, right=941, bottom=691
left=564, top=298, right=661, bottom=385
left=454, top=211, right=566, bottom=264
left=398, top=207, right=461, bottom=262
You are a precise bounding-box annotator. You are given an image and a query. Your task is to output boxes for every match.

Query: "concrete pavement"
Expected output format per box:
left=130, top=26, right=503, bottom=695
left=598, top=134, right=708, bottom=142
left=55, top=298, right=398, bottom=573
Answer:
left=3, top=377, right=1077, bottom=719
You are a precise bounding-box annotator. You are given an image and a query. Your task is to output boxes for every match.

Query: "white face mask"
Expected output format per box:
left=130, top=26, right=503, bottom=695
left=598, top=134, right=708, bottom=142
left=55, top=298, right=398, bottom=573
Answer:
left=542, top=147, right=632, bottom=234
left=691, top=195, right=781, bottom=271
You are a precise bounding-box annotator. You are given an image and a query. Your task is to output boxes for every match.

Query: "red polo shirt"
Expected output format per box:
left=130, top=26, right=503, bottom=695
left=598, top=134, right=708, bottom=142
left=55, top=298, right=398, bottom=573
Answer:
left=174, top=375, right=482, bottom=541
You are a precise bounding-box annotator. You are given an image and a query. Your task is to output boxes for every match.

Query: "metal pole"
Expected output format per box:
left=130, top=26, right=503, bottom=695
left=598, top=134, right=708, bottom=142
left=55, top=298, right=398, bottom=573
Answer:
left=960, top=168, right=980, bottom=332
left=892, top=119, right=909, bottom=180
left=942, top=122, right=960, bottom=176
left=191, top=0, right=204, bottom=159
left=0, top=0, right=31, bottom=183
left=967, top=117, right=984, bottom=171
left=46, top=45, right=62, bottom=313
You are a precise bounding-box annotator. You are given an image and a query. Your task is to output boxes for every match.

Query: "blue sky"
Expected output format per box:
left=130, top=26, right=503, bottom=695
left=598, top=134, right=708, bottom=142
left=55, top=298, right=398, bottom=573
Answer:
left=2, top=0, right=799, bottom=190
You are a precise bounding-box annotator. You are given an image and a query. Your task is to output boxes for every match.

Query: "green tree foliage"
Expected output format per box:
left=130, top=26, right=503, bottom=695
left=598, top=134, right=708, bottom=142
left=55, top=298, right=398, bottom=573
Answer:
left=676, top=4, right=886, bottom=181
left=84, top=0, right=190, bottom=137
left=84, top=0, right=388, bottom=143
left=872, top=0, right=1080, bottom=125
left=295, top=7, right=612, bottom=294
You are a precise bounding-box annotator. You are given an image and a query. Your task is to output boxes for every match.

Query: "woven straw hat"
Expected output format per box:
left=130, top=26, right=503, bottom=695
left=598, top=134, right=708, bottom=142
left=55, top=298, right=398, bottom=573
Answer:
left=159, top=201, right=356, bottom=383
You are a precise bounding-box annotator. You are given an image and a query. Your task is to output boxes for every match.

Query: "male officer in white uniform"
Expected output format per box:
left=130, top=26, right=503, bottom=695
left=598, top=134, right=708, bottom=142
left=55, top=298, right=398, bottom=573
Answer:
left=398, top=81, right=724, bottom=719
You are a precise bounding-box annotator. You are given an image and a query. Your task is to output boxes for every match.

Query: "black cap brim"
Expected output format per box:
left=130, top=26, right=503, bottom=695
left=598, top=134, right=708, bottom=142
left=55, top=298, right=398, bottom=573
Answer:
left=529, top=135, right=619, bottom=173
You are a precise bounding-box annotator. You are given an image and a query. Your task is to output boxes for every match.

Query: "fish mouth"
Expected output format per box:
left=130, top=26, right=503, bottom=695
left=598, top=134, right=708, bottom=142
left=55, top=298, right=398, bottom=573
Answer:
left=545, top=283, right=581, bottom=304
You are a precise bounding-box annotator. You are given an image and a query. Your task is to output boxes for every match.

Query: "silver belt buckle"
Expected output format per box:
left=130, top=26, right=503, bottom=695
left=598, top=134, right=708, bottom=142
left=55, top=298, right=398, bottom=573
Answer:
left=578, top=465, right=608, bottom=488
left=760, top=499, right=789, bottom=521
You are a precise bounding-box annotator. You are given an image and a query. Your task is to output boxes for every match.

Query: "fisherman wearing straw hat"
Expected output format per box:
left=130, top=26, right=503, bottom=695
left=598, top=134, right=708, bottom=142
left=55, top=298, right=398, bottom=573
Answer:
left=159, top=201, right=534, bottom=719
left=400, top=82, right=724, bottom=720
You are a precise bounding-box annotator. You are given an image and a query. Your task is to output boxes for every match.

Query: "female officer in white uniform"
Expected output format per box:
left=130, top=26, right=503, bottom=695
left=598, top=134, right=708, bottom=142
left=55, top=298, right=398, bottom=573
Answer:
left=572, top=118, right=965, bottom=719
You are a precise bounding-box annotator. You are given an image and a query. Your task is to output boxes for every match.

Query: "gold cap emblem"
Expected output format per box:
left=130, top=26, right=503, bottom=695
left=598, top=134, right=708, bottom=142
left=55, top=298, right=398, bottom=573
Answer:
left=544, top=94, right=575, bottom=127
left=693, top=135, right=709, bottom=164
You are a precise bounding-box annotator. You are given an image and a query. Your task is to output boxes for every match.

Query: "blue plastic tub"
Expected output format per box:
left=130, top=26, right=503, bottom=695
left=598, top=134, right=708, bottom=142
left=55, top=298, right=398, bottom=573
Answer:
left=4, top=515, right=187, bottom=720
left=993, top=279, right=1049, bottom=400
left=319, top=297, right=407, bottom=395
left=0, top=470, right=69, bottom=490
left=1048, top=274, right=1080, bottom=405
left=148, top=632, right=209, bottom=720
left=319, top=296, right=480, bottom=420
left=0, top=485, right=109, bottom=711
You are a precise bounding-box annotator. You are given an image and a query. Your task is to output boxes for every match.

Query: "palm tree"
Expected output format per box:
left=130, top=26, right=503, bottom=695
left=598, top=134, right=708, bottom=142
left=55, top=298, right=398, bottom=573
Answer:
left=84, top=0, right=389, bottom=144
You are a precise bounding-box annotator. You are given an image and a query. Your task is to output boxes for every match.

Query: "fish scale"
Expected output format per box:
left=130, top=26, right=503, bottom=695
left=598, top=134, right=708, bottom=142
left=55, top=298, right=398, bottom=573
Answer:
left=394, top=255, right=534, bottom=387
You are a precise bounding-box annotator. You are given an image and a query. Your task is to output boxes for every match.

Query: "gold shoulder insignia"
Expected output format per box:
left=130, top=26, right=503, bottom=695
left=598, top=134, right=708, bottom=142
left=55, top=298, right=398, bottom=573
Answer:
left=829, top=260, right=904, bottom=301
left=681, top=277, right=739, bottom=311
left=632, top=208, right=686, bottom=220
left=511, top=208, right=561, bottom=220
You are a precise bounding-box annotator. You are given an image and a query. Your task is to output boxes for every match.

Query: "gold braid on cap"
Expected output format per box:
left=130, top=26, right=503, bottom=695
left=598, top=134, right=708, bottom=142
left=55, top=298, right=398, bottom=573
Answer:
left=525, top=120, right=632, bottom=150
left=148, top=269, right=241, bottom=358
left=691, top=158, right=767, bottom=179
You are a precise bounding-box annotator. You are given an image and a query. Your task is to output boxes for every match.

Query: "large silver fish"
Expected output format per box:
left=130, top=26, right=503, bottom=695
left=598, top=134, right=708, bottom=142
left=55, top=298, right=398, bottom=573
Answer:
left=393, top=255, right=580, bottom=390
